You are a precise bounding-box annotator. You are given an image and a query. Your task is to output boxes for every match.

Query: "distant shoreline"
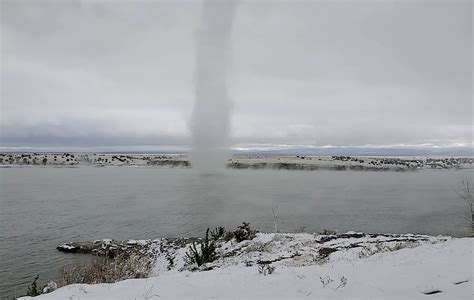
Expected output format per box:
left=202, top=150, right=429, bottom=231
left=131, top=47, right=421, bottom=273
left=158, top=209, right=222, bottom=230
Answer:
left=1, top=153, right=472, bottom=171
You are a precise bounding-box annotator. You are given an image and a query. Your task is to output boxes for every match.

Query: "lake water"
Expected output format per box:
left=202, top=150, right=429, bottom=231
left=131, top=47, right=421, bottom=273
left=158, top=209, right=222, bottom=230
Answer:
left=0, top=167, right=472, bottom=298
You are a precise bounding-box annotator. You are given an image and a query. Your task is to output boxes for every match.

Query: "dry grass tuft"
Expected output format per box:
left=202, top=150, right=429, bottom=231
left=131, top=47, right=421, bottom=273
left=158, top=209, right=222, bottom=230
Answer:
left=59, top=253, right=152, bottom=285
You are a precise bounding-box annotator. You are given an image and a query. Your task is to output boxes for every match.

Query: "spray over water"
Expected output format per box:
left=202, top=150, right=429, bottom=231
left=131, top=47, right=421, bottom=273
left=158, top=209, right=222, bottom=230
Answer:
left=191, top=0, right=237, bottom=173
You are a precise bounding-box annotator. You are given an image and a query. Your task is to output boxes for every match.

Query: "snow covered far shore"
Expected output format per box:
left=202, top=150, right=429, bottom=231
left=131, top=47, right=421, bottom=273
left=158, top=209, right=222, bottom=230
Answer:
left=20, top=233, right=473, bottom=299
left=1, top=152, right=473, bottom=171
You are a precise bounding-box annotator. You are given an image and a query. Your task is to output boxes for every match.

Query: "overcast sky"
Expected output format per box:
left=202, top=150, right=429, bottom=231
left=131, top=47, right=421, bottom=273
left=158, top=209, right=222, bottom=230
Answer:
left=1, top=0, right=472, bottom=150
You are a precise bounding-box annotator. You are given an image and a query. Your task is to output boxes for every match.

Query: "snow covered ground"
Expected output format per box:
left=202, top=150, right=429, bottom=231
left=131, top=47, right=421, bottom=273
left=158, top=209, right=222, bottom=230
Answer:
left=20, top=233, right=472, bottom=299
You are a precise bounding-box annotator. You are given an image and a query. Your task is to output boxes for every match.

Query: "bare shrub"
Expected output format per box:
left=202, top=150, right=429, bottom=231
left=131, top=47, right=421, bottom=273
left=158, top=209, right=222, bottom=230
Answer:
left=319, top=229, right=337, bottom=235
left=59, top=253, right=152, bottom=285
left=454, top=177, right=474, bottom=236
left=258, top=264, right=275, bottom=275
left=320, top=275, right=333, bottom=288
left=314, top=255, right=329, bottom=265
left=223, top=230, right=235, bottom=242
left=318, top=247, right=337, bottom=258
left=358, top=241, right=417, bottom=258
left=244, top=241, right=271, bottom=253
left=335, top=276, right=348, bottom=290
left=141, top=283, right=160, bottom=300
left=271, top=206, right=279, bottom=233
left=221, top=222, right=258, bottom=242
left=320, top=275, right=348, bottom=290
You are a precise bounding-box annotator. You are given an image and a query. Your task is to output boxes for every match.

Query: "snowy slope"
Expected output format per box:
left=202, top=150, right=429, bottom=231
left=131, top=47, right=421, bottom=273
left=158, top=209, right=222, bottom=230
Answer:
left=20, top=234, right=473, bottom=299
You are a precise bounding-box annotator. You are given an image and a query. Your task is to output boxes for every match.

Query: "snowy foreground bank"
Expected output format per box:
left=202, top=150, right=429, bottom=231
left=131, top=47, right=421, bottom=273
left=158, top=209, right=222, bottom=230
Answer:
left=21, top=233, right=472, bottom=299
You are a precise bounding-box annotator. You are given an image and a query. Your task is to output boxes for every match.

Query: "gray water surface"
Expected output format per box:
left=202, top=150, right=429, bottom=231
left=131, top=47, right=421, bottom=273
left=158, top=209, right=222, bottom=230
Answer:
left=0, top=167, right=472, bottom=298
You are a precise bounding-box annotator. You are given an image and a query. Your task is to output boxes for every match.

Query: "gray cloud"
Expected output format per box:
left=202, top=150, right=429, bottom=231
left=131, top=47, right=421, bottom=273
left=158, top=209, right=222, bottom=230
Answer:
left=1, top=0, right=472, bottom=149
